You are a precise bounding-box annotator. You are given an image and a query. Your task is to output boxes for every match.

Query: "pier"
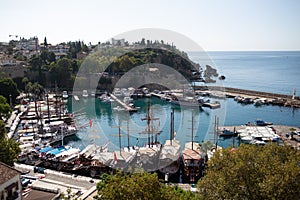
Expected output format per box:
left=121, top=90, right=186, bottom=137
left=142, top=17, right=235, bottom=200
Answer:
left=150, top=92, right=172, bottom=101
left=109, top=94, right=138, bottom=112
left=194, top=86, right=300, bottom=108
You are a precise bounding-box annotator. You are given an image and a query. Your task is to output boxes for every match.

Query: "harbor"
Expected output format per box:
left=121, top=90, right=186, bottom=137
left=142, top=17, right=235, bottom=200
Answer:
left=6, top=86, right=299, bottom=186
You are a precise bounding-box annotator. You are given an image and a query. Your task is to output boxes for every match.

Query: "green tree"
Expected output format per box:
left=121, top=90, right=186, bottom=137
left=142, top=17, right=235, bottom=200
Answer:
left=0, top=119, right=6, bottom=138
left=96, top=172, right=199, bottom=200
left=0, top=78, right=20, bottom=105
left=0, top=95, right=12, bottom=120
left=0, top=137, right=21, bottom=166
left=29, top=54, right=42, bottom=71
left=50, top=57, right=73, bottom=88
left=0, top=120, right=21, bottom=166
left=48, top=51, right=56, bottom=63
left=44, top=37, right=48, bottom=48
left=32, top=82, right=44, bottom=100
left=22, top=77, right=29, bottom=91
left=197, top=144, right=300, bottom=200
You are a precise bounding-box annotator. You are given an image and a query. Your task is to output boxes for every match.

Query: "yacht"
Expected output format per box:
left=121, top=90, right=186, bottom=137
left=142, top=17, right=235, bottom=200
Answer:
left=82, top=90, right=89, bottom=98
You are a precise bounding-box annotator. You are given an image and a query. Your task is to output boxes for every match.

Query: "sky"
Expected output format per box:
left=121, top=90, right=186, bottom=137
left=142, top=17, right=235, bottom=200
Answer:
left=0, top=0, right=299, bottom=51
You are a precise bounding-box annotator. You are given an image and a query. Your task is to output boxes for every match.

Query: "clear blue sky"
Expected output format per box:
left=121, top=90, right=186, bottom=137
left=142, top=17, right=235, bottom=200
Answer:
left=0, top=0, right=299, bottom=50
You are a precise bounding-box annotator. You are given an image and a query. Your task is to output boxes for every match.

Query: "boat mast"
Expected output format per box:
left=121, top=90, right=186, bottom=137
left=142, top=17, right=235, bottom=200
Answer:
left=46, top=91, right=50, bottom=123
left=61, top=126, right=64, bottom=146
left=118, top=122, right=121, bottom=153
left=127, top=120, right=130, bottom=149
left=170, top=108, right=174, bottom=145
left=191, top=111, right=194, bottom=150
left=141, top=102, right=159, bottom=147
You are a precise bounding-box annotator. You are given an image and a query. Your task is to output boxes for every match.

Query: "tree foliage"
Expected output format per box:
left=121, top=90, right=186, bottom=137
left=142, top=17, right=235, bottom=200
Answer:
left=0, top=120, right=21, bottom=166
left=96, top=172, right=199, bottom=200
left=50, top=57, right=73, bottom=88
left=197, top=144, right=300, bottom=200
left=0, top=78, right=20, bottom=104
left=0, top=95, right=12, bottom=120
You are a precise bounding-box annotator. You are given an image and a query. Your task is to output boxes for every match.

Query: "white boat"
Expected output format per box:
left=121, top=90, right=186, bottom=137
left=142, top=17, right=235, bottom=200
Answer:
left=112, top=106, right=125, bottom=111
left=113, top=89, right=122, bottom=97
left=158, top=139, right=181, bottom=175
left=137, top=143, right=162, bottom=172
left=240, top=136, right=253, bottom=144
left=62, top=91, right=68, bottom=99
left=123, top=96, right=133, bottom=105
left=82, top=90, right=89, bottom=98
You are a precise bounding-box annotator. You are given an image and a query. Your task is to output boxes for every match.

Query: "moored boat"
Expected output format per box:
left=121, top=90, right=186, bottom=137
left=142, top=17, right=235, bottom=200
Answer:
left=182, top=142, right=203, bottom=183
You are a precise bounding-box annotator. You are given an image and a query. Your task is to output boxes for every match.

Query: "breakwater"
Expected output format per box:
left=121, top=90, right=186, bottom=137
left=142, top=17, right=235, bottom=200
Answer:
left=194, top=86, right=300, bottom=108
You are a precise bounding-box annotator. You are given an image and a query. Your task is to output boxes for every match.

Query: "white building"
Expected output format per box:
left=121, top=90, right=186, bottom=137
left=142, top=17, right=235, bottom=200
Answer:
left=15, top=37, right=39, bottom=51
left=0, top=162, right=22, bottom=200
left=111, top=38, right=125, bottom=46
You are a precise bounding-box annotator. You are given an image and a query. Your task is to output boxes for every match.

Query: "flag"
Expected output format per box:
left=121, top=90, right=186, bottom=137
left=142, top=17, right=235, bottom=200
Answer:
left=89, top=118, right=93, bottom=127
left=113, top=152, right=118, bottom=164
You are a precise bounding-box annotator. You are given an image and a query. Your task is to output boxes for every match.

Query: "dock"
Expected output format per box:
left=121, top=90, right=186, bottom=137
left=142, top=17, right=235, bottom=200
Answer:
left=150, top=92, right=172, bottom=101
left=109, top=94, right=137, bottom=112
left=194, top=86, right=300, bottom=108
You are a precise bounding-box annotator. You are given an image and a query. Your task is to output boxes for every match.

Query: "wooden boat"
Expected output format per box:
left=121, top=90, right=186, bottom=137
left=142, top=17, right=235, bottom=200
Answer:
left=182, top=112, right=203, bottom=183
left=182, top=142, right=202, bottom=183
left=158, top=109, right=181, bottom=179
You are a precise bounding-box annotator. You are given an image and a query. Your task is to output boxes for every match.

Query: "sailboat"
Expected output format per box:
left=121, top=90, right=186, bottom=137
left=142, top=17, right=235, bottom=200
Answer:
left=158, top=108, right=181, bottom=181
left=182, top=111, right=203, bottom=183
left=136, top=102, right=162, bottom=172
left=96, top=119, right=138, bottom=172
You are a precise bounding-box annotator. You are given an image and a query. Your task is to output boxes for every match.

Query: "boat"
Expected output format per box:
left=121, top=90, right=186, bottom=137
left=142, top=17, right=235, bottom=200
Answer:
left=182, top=142, right=202, bottom=183
left=123, top=96, right=133, bottom=105
left=158, top=109, right=181, bottom=180
left=112, top=106, right=125, bottom=112
left=113, top=88, right=122, bottom=97
left=218, top=128, right=237, bottom=137
left=159, top=139, right=180, bottom=175
left=255, top=119, right=273, bottom=126
left=240, top=136, right=254, bottom=144
left=136, top=143, right=161, bottom=172
left=82, top=90, right=89, bottom=98
left=170, top=96, right=201, bottom=108
left=136, top=102, right=162, bottom=172
left=62, top=91, right=68, bottom=99
left=182, top=112, right=203, bottom=183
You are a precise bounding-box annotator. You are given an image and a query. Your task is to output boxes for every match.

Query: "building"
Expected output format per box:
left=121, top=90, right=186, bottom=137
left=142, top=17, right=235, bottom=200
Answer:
left=15, top=37, right=39, bottom=51
left=0, top=162, right=22, bottom=200
left=0, top=54, right=16, bottom=66
left=48, top=44, right=70, bottom=59
left=111, top=38, right=125, bottom=46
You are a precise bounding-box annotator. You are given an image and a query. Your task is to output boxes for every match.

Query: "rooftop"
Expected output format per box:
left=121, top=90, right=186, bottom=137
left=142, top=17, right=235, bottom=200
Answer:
left=0, top=162, right=21, bottom=185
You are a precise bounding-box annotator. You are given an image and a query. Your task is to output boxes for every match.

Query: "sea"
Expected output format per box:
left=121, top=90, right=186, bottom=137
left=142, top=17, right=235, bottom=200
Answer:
left=67, top=51, right=300, bottom=150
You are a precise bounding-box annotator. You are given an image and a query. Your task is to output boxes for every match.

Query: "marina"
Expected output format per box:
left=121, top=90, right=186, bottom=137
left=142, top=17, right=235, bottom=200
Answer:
left=7, top=84, right=299, bottom=180
left=4, top=82, right=299, bottom=179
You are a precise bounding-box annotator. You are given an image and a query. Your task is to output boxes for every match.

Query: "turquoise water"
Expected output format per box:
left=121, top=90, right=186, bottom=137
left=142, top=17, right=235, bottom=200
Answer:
left=68, top=51, right=300, bottom=150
